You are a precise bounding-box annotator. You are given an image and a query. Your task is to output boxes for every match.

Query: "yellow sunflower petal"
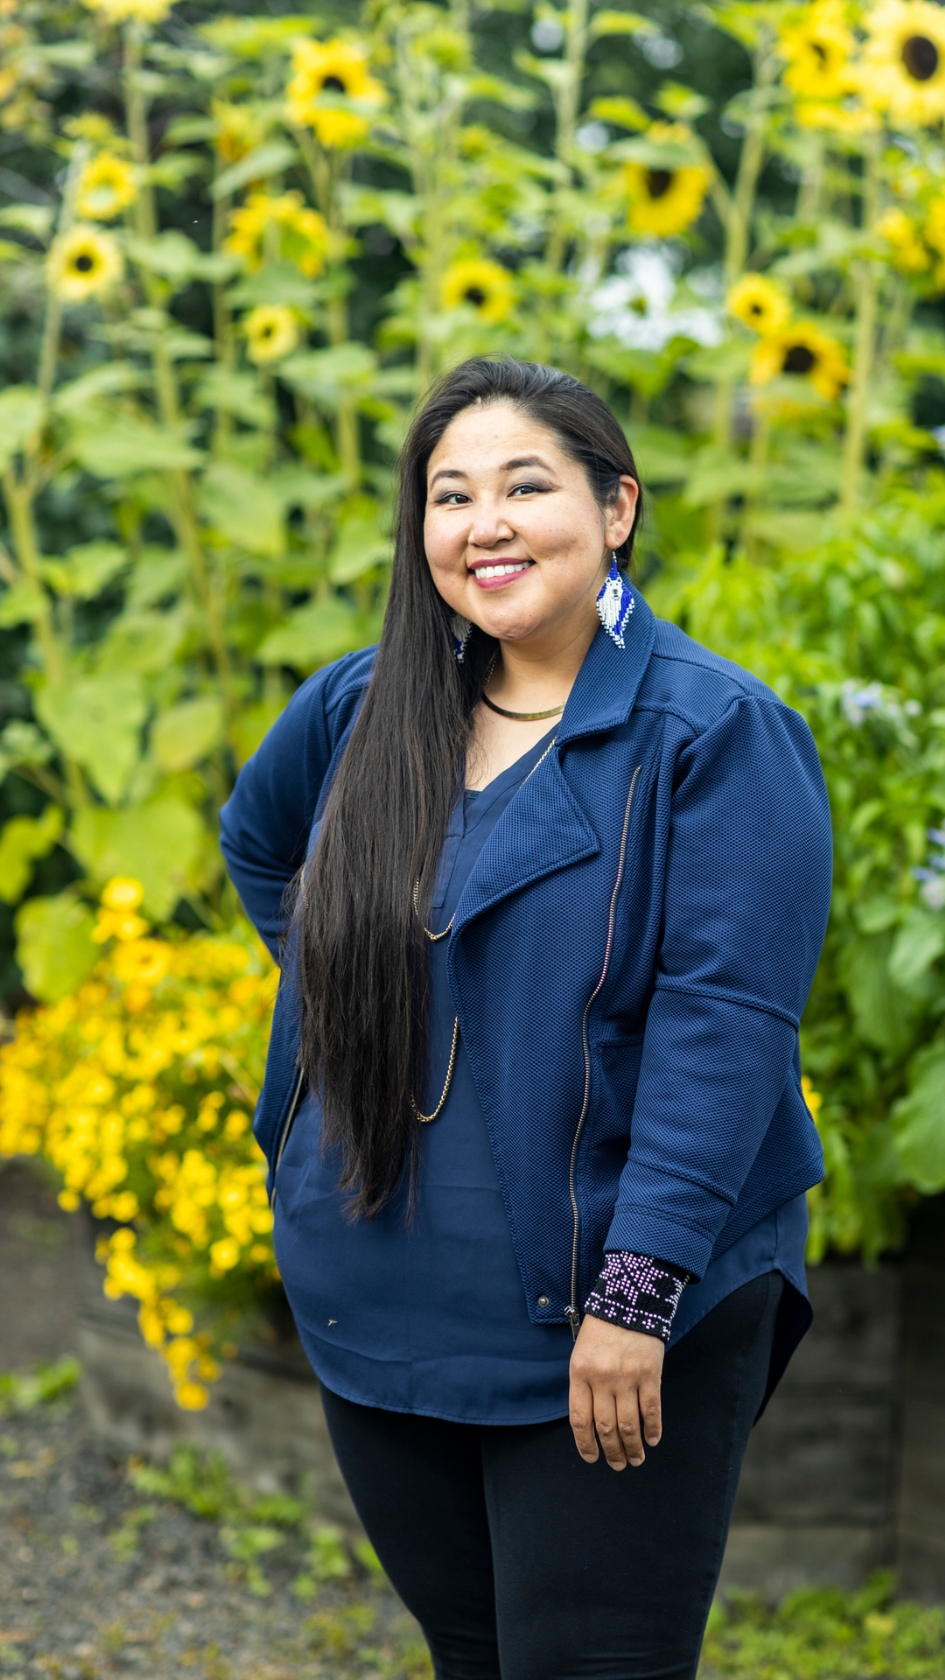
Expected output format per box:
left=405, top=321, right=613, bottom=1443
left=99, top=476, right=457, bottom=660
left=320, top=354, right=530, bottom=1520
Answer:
left=440, top=258, right=516, bottom=324
left=862, top=0, right=945, bottom=126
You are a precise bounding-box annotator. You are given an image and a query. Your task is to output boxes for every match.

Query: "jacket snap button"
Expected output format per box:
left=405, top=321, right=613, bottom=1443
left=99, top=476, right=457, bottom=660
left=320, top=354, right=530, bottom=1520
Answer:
left=537, top=1295, right=549, bottom=1308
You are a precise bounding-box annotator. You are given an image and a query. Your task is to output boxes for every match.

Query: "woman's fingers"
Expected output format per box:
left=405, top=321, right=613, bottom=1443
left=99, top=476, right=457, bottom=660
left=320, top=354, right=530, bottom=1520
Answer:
left=594, top=1394, right=630, bottom=1470
left=639, top=1372, right=662, bottom=1446
left=569, top=1378, right=599, bottom=1463
left=614, top=1388, right=645, bottom=1468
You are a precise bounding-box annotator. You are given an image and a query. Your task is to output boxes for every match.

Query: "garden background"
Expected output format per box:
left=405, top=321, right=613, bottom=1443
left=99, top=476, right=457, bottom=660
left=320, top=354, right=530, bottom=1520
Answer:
left=0, top=0, right=943, bottom=1429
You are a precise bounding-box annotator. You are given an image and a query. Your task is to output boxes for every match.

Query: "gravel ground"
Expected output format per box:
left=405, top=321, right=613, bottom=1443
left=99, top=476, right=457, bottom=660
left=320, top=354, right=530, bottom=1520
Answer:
left=0, top=1162, right=430, bottom=1680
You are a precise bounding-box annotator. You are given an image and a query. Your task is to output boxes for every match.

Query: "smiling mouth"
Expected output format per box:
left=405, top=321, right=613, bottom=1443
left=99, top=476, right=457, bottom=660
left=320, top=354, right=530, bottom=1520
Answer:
left=469, top=559, right=534, bottom=582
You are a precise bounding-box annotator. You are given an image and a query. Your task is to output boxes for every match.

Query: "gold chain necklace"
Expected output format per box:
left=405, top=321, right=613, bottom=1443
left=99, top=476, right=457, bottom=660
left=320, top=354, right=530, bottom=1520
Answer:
left=481, top=652, right=567, bottom=722
left=410, top=730, right=557, bottom=1123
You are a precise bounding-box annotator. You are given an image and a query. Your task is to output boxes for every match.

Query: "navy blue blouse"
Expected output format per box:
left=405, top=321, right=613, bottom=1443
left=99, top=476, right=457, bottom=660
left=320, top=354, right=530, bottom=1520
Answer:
left=274, top=731, right=811, bottom=1425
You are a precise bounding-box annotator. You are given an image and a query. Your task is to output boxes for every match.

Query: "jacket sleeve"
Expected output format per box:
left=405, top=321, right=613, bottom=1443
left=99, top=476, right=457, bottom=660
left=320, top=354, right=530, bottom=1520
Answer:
left=604, top=693, right=832, bottom=1278
left=218, top=655, right=368, bottom=959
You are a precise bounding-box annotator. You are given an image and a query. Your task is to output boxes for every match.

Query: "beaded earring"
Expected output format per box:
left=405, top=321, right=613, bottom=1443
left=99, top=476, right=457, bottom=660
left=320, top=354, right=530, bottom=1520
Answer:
left=595, top=553, right=634, bottom=650
left=450, top=613, right=473, bottom=662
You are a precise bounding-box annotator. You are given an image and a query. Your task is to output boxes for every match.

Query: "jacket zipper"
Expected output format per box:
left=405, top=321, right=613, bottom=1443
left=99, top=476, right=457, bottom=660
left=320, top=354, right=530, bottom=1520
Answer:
left=565, top=765, right=641, bottom=1340
left=269, top=1066, right=306, bottom=1208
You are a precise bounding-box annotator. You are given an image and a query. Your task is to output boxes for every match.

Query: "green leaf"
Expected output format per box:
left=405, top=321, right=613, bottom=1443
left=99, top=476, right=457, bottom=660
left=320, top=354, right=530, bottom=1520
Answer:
left=70, top=415, right=204, bottom=478
left=0, top=204, right=55, bottom=240
left=327, top=513, right=390, bottom=584
left=838, top=931, right=920, bottom=1054
left=0, top=386, right=42, bottom=468
left=626, top=425, right=692, bottom=485
left=281, top=344, right=378, bottom=410
left=211, top=141, right=297, bottom=200
left=587, top=9, right=654, bottom=38
left=655, top=83, right=711, bottom=121
left=72, top=798, right=205, bottom=920
left=889, top=908, right=945, bottom=990
left=199, top=461, right=285, bottom=558
left=0, top=584, right=46, bottom=628
left=14, top=894, right=98, bottom=1003
left=588, top=96, right=648, bottom=131
left=35, top=674, right=146, bottom=803
left=683, top=446, right=758, bottom=507
left=0, top=806, right=64, bottom=905
left=97, top=608, right=187, bottom=675
left=52, top=362, right=143, bottom=415
left=226, top=263, right=320, bottom=310
left=0, top=721, right=53, bottom=788
left=258, top=597, right=360, bottom=670
left=682, top=341, right=752, bottom=385
left=40, top=542, right=128, bottom=599
left=893, top=1043, right=945, bottom=1194
left=192, top=369, right=274, bottom=429
left=151, top=695, right=225, bottom=771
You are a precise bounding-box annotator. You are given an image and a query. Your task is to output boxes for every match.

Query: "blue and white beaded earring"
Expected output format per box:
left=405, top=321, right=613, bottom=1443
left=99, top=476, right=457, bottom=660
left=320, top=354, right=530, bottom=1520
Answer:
left=451, top=613, right=473, bottom=662
left=596, top=552, right=634, bottom=650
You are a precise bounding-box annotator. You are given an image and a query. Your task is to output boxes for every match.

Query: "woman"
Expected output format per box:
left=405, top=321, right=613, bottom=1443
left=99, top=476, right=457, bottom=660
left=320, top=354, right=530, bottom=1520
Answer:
left=220, top=357, right=832, bottom=1680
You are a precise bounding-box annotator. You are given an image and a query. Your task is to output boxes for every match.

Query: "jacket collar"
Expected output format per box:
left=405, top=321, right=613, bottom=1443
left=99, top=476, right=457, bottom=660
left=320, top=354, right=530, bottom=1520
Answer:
left=451, top=587, right=657, bottom=937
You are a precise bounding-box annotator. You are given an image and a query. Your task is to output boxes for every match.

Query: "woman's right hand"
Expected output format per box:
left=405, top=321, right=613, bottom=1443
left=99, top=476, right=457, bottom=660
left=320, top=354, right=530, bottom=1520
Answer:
left=568, top=1314, right=665, bottom=1470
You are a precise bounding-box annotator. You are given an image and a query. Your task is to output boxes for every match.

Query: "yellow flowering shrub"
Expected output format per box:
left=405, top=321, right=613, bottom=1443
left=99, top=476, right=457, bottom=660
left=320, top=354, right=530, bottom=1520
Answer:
left=0, top=880, right=279, bottom=1411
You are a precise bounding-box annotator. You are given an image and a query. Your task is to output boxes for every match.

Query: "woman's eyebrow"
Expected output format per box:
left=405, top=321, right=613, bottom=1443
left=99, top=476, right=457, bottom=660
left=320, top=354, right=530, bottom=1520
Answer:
left=429, top=454, right=555, bottom=488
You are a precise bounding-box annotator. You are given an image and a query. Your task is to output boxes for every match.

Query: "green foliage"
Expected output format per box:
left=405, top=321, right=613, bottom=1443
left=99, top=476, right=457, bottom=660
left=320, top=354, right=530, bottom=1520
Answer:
left=0, top=1355, right=80, bottom=1416
left=700, top=1574, right=945, bottom=1678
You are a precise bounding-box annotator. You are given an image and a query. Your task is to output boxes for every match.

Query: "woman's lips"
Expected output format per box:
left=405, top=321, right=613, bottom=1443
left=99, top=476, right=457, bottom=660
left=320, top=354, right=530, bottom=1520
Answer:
left=469, top=559, right=534, bottom=591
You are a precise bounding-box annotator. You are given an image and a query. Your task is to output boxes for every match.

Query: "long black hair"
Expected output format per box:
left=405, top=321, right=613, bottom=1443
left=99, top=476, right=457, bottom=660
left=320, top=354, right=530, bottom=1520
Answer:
left=293, top=357, right=642, bottom=1216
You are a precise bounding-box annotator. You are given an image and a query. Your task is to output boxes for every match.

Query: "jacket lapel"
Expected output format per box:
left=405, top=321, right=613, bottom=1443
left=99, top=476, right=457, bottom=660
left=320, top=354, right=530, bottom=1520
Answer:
left=453, top=589, right=657, bottom=933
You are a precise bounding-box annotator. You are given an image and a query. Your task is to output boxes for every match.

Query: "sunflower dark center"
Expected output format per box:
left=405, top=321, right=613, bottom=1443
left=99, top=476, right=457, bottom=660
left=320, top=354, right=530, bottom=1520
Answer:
left=812, top=41, right=828, bottom=64
left=464, top=286, right=487, bottom=307
left=783, top=344, right=816, bottom=375
left=902, top=34, right=939, bottom=80
left=749, top=301, right=764, bottom=316
left=322, top=75, right=347, bottom=93
left=74, top=253, right=95, bottom=272
left=646, top=168, right=673, bottom=199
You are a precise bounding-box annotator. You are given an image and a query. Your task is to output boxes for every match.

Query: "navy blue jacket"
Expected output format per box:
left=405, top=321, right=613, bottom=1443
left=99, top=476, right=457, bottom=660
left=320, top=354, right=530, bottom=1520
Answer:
left=219, top=592, right=832, bottom=1326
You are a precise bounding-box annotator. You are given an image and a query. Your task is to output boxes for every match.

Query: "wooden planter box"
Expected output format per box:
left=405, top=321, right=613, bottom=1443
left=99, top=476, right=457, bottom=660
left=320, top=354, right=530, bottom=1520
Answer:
left=77, top=1207, right=945, bottom=1601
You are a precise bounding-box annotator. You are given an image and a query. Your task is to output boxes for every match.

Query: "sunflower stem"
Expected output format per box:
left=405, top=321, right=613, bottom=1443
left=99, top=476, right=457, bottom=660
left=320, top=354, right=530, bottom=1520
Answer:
left=840, top=132, right=881, bottom=511
left=545, top=0, right=589, bottom=276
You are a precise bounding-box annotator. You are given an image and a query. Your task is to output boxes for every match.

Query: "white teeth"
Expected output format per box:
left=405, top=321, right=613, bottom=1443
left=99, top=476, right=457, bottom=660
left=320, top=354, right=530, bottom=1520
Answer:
left=474, top=561, right=531, bottom=578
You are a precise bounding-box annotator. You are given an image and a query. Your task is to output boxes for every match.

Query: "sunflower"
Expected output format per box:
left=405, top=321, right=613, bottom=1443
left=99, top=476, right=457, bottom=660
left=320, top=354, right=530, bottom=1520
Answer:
left=623, top=124, right=710, bottom=239
left=81, top=0, right=174, bottom=21
left=876, top=205, right=931, bottom=272
left=245, top=305, right=299, bottom=364
left=440, top=258, right=516, bottom=323
left=780, top=1, right=857, bottom=101
left=862, top=0, right=945, bottom=126
left=923, top=196, right=945, bottom=281
left=212, top=101, right=267, bottom=167
left=46, top=224, right=124, bottom=302
left=727, top=274, right=792, bottom=335
left=76, top=152, right=136, bottom=220
left=286, top=38, right=385, bottom=149
left=750, top=321, right=849, bottom=402
left=224, top=191, right=330, bottom=278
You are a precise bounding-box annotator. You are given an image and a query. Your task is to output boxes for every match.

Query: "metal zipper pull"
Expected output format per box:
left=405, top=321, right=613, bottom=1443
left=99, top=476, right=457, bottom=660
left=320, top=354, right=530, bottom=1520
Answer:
left=565, top=1305, right=581, bottom=1340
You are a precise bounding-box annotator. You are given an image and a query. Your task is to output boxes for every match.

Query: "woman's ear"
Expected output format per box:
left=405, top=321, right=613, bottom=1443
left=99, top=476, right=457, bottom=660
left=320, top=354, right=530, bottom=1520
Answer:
left=605, top=476, right=639, bottom=552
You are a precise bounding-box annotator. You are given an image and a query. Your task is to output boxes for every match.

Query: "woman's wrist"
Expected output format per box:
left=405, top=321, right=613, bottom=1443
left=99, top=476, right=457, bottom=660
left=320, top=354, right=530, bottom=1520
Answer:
left=583, top=1251, right=689, bottom=1343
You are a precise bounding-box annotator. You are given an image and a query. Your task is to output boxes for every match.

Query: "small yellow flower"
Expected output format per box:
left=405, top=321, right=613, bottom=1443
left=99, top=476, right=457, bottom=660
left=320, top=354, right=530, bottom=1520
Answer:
left=750, top=321, right=849, bottom=402
left=81, top=0, right=174, bottom=21
left=46, top=225, right=123, bottom=303
left=245, top=304, right=299, bottom=364
left=286, top=38, right=385, bottom=149
left=801, top=1075, right=823, bottom=1122
left=862, top=0, right=945, bottom=126
left=174, top=1381, right=210, bottom=1410
left=623, top=124, right=710, bottom=239
left=877, top=206, right=931, bottom=272
left=727, top=274, right=792, bottom=335
left=224, top=191, right=330, bottom=279
left=209, top=1236, right=241, bottom=1272
left=440, top=257, right=515, bottom=323
left=77, top=153, right=137, bottom=221
left=102, top=877, right=145, bottom=913
left=923, top=196, right=945, bottom=279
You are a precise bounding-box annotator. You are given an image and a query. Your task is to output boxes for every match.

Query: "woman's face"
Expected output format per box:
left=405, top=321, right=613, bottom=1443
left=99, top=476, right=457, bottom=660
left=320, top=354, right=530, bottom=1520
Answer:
left=423, top=402, right=638, bottom=648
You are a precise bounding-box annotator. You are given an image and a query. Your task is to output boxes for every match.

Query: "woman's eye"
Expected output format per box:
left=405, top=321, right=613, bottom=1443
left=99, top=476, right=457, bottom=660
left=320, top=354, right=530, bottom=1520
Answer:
left=435, top=491, right=471, bottom=506
left=509, top=482, right=548, bottom=497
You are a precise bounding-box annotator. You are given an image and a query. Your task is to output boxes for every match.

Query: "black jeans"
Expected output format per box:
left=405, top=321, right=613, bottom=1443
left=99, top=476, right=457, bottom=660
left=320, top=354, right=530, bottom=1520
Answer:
left=320, top=1271, right=783, bottom=1680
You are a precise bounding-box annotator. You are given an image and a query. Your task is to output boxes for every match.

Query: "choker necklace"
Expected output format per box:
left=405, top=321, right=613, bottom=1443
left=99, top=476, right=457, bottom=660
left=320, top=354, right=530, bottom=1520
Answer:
left=481, top=653, right=567, bottom=721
